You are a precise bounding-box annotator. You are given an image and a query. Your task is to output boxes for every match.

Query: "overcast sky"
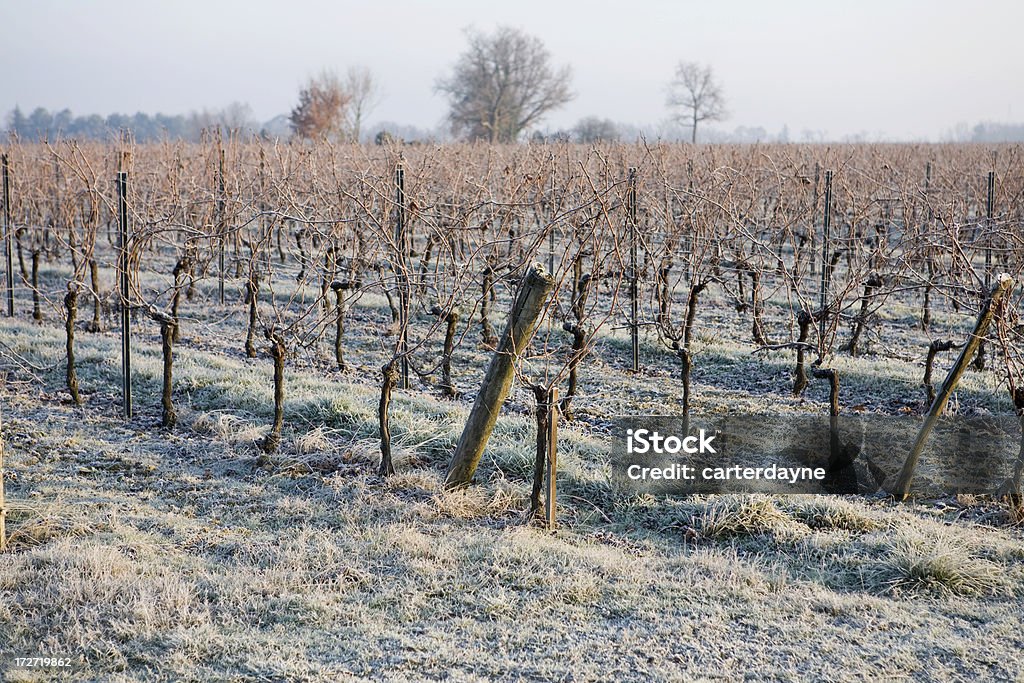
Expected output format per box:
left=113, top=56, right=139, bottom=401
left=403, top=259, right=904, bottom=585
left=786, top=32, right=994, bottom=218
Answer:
left=2, top=0, right=1022, bottom=140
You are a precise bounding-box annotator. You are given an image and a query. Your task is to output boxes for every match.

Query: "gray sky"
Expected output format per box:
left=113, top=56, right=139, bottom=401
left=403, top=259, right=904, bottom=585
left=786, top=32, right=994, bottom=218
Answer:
left=2, top=0, right=1022, bottom=140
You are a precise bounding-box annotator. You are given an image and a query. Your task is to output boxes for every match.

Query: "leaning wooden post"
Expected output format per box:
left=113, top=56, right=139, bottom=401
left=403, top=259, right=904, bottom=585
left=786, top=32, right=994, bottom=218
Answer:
left=893, top=274, right=1013, bottom=500
left=445, top=264, right=555, bottom=488
left=545, top=387, right=559, bottom=531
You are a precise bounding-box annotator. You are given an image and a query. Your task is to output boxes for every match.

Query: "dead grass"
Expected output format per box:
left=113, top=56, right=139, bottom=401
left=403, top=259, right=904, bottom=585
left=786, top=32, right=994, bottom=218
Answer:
left=190, top=410, right=266, bottom=446
left=791, top=497, right=884, bottom=533
left=696, top=495, right=797, bottom=540
left=430, top=480, right=526, bottom=521
left=1, top=261, right=1024, bottom=681
left=4, top=514, right=97, bottom=552
left=867, top=533, right=1008, bottom=597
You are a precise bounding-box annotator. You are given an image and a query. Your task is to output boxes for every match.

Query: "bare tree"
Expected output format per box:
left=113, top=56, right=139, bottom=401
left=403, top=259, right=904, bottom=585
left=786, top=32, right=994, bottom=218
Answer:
left=220, top=101, right=255, bottom=131
left=290, top=71, right=351, bottom=140
left=667, top=61, right=727, bottom=143
left=436, top=26, right=573, bottom=143
left=344, top=66, right=381, bottom=143
left=572, top=116, right=620, bottom=143
left=185, top=102, right=255, bottom=139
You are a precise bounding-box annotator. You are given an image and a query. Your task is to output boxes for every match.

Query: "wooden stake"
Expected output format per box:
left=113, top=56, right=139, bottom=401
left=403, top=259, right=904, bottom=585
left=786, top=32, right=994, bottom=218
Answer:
left=0, top=392, right=6, bottom=551
left=445, top=264, right=554, bottom=488
left=893, top=274, right=1014, bottom=499
left=545, top=387, right=558, bottom=531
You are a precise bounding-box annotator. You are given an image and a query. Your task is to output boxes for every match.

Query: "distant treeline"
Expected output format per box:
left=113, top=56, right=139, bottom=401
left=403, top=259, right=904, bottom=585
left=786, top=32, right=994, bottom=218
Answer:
left=5, top=104, right=1024, bottom=144
left=2, top=103, right=273, bottom=142
left=955, top=122, right=1024, bottom=143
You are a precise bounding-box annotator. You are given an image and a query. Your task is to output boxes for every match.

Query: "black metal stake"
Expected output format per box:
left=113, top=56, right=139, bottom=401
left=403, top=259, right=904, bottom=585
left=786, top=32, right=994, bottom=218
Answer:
left=395, top=161, right=409, bottom=389
left=810, top=162, right=820, bottom=277
left=818, top=170, right=833, bottom=348
left=925, top=161, right=932, bottom=220
left=628, top=167, right=639, bottom=373
left=118, top=171, right=132, bottom=419
left=2, top=154, right=12, bottom=318
left=985, top=171, right=994, bottom=288
left=548, top=154, right=555, bottom=275
left=217, top=146, right=226, bottom=305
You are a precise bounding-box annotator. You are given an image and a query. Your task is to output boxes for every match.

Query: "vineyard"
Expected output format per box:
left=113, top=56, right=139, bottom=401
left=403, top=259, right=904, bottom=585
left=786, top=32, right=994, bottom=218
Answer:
left=2, top=140, right=1024, bottom=680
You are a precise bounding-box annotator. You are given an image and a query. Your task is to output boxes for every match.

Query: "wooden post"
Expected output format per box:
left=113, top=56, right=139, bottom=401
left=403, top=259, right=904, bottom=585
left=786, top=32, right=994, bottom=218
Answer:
left=545, top=387, right=559, bottom=531
left=445, top=264, right=555, bottom=488
left=117, top=170, right=132, bottom=419
left=0, top=389, right=6, bottom=551
left=627, top=167, right=639, bottom=373
left=893, top=274, right=1014, bottom=499
left=2, top=153, right=12, bottom=318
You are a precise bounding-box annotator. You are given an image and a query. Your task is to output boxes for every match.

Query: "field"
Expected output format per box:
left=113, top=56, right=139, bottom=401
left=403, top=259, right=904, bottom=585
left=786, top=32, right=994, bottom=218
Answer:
left=1, top=141, right=1024, bottom=681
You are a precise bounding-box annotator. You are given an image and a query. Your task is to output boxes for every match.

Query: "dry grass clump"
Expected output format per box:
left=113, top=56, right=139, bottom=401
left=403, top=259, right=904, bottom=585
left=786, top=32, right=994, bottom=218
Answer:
left=1009, top=498, right=1024, bottom=526
left=430, top=480, right=526, bottom=521
left=697, top=496, right=794, bottom=540
left=867, top=533, right=1007, bottom=597
left=385, top=470, right=443, bottom=494
left=189, top=411, right=265, bottom=446
left=5, top=514, right=96, bottom=551
left=293, top=425, right=333, bottom=455
left=3, top=538, right=213, bottom=662
left=792, top=498, right=883, bottom=533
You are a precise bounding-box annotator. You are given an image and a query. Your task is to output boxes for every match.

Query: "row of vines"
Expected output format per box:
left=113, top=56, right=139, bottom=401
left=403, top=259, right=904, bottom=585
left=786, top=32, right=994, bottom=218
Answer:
left=2, top=138, right=1023, bottom=512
